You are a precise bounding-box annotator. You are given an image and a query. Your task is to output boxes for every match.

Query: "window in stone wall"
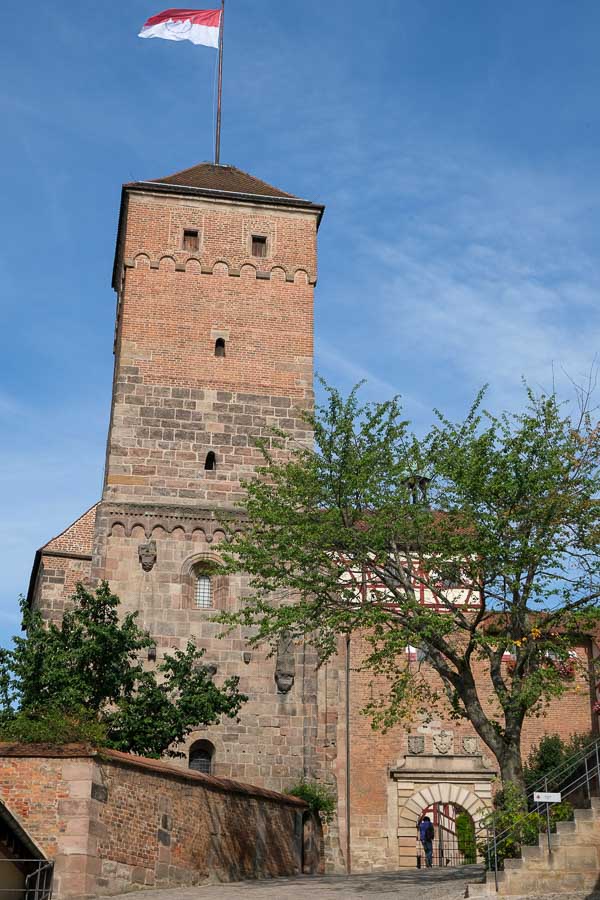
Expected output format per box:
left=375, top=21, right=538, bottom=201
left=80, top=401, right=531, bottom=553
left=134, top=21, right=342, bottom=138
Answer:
left=205, top=451, right=216, bottom=471
left=189, top=740, right=214, bottom=774
left=195, top=573, right=212, bottom=609
left=182, top=229, right=200, bottom=251
left=251, top=234, right=267, bottom=258
left=215, top=337, right=226, bottom=357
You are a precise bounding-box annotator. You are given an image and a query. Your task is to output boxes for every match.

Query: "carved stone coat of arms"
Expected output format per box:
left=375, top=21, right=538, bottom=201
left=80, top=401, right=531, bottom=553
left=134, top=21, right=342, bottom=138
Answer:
left=433, top=730, right=453, bottom=755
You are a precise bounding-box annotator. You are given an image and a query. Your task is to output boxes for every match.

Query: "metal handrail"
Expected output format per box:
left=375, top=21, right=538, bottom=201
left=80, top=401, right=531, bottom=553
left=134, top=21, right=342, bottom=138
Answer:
left=477, top=734, right=600, bottom=892
left=0, top=858, right=54, bottom=899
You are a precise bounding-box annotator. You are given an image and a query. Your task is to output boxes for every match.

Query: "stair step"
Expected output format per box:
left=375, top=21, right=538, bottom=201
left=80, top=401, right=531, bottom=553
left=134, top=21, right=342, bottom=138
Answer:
left=556, top=820, right=577, bottom=834
left=466, top=883, right=495, bottom=897
left=521, top=843, right=543, bottom=860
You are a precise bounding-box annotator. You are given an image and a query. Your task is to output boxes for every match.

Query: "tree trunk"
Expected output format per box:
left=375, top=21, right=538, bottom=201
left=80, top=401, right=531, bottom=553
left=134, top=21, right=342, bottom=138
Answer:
left=498, top=744, right=526, bottom=794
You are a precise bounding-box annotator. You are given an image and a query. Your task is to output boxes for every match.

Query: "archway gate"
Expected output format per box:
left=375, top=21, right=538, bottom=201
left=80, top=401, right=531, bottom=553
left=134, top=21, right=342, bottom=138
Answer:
left=390, top=743, right=496, bottom=868
left=417, top=801, right=476, bottom=868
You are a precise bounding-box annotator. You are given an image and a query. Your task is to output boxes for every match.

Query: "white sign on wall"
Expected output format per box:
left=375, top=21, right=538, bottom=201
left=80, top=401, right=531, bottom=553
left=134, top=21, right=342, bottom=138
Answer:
left=533, top=792, right=562, bottom=803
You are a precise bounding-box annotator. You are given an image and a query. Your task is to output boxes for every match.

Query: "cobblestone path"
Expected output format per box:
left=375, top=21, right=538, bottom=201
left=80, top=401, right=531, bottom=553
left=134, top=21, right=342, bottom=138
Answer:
left=109, top=866, right=481, bottom=899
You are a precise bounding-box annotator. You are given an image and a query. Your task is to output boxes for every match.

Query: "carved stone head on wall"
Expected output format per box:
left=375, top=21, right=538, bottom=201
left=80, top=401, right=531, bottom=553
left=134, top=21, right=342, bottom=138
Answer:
left=274, top=633, right=295, bottom=694
left=138, top=539, right=157, bottom=572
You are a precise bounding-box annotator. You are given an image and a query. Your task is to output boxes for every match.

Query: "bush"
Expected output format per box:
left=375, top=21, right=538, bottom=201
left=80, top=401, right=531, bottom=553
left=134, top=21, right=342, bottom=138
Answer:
left=288, top=780, right=336, bottom=823
left=456, top=811, right=476, bottom=864
left=0, top=707, right=107, bottom=746
left=482, top=782, right=574, bottom=867
left=524, top=732, right=594, bottom=792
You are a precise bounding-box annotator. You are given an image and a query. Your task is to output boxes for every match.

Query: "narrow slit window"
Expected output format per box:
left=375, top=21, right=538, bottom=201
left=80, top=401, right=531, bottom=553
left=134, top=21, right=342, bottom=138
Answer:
left=251, top=235, right=267, bottom=258
left=183, top=229, right=200, bottom=252
left=204, top=451, right=216, bottom=471
left=215, top=338, right=226, bottom=357
left=195, top=574, right=212, bottom=609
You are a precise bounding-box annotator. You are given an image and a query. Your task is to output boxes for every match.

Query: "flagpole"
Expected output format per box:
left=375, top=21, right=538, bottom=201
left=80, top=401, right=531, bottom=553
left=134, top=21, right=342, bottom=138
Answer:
left=214, top=0, right=225, bottom=164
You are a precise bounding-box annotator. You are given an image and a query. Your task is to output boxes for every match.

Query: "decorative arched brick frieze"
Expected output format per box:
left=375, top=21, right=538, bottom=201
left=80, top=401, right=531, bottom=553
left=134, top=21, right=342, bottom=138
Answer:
left=157, top=255, right=177, bottom=271
left=292, top=268, right=309, bottom=285
left=239, top=262, right=257, bottom=278
left=131, top=252, right=151, bottom=268
left=183, top=257, right=202, bottom=274
left=102, top=503, right=242, bottom=544
left=270, top=266, right=286, bottom=282
left=123, top=254, right=316, bottom=285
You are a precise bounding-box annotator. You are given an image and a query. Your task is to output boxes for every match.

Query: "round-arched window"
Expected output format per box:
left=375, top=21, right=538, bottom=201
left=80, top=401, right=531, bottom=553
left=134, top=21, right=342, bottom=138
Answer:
left=195, top=572, right=212, bottom=609
left=189, top=740, right=214, bottom=774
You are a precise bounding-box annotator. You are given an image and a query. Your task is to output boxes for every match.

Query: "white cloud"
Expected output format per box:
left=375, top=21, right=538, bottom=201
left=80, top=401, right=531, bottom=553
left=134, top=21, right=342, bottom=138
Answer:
left=326, top=144, right=600, bottom=412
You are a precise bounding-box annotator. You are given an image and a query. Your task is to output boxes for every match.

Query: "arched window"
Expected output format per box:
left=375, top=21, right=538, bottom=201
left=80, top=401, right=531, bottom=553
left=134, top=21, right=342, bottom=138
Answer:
left=204, top=451, right=216, bottom=471
left=215, top=338, right=226, bottom=357
left=189, top=740, right=214, bottom=774
left=195, top=573, right=212, bottom=609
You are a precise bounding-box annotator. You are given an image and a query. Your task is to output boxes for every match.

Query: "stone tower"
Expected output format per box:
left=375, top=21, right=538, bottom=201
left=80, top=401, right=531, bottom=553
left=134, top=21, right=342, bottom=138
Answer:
left=31, top=162, right=327, bottom=797
left=93, top=161, right=325, bottom=790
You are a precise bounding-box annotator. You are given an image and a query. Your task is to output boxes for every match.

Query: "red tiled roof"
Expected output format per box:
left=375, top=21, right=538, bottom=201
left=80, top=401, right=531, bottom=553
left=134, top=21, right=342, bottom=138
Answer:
left=146, top=162, right=298, bottom=199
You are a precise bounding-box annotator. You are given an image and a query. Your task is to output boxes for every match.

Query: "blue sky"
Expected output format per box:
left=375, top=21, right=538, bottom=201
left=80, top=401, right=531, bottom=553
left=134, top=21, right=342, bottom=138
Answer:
left=2, top=0, right=600, bottom=644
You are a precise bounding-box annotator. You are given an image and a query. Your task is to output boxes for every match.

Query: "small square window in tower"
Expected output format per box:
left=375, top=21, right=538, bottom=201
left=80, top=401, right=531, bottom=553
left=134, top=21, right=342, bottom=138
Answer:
left=251, top=235, right=267, bottom=258
left=183, top=229, right=200, bottom=252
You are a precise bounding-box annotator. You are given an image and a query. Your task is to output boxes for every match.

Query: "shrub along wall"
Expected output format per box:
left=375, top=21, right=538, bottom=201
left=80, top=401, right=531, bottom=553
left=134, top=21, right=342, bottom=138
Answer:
left=0, top=744, right=317, bottom=899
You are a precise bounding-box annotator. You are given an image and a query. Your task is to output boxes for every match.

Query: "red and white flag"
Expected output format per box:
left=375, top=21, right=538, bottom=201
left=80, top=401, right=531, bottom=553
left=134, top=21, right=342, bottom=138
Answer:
left=139, top=8, right=221, bottom=48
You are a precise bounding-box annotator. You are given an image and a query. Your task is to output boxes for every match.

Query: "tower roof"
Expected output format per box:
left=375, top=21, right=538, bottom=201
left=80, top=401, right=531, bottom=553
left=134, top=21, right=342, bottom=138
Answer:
left=114, top=161, right=324, bottom=288
left=147, top=162, right=298, bottom=200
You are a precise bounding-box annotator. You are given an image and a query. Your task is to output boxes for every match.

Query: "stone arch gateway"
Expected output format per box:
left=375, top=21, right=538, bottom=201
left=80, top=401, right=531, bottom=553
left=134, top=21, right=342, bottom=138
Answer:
left=391, top=747, right=496, bottom=868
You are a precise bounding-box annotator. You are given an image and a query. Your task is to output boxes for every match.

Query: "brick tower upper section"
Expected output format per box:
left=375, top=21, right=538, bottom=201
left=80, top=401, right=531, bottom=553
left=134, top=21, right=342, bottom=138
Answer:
left=105, top=163, right=324, bottom=509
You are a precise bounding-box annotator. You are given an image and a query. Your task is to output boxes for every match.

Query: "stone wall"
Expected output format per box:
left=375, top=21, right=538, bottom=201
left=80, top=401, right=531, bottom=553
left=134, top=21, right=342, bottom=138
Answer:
left=0, top=745, right=318, bottom=899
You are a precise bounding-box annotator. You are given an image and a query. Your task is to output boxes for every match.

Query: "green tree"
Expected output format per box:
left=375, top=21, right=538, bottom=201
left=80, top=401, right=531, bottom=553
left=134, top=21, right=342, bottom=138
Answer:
left=0, top=582, right=246, bottom=758
left=456, top=811, right=476, bottom=864
left=219, top=381, right=600, bottom=789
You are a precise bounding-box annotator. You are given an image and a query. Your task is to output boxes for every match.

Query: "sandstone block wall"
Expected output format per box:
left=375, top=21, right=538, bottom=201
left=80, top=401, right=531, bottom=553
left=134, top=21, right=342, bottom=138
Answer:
left=0, top=745, right=315, bottom=899
left=88, top=503, right=321, bottom=796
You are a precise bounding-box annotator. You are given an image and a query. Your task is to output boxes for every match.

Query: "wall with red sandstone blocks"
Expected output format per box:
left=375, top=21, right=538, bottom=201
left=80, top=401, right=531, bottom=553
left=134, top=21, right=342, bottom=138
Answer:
left=0, top=746, right=316, bottom=899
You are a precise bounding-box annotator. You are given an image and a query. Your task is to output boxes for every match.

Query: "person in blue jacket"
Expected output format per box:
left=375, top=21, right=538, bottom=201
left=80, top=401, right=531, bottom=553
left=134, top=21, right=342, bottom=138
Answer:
left=418, top=816, right=435, bottom=867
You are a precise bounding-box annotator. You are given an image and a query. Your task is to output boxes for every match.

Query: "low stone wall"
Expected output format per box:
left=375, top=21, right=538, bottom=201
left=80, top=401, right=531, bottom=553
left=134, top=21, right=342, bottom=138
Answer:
left=0, top=744, right=319, bottom=899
